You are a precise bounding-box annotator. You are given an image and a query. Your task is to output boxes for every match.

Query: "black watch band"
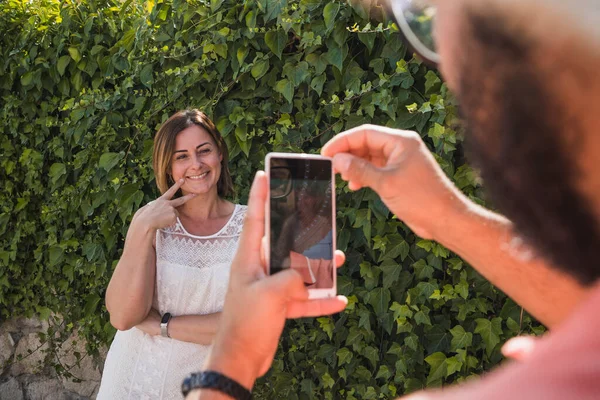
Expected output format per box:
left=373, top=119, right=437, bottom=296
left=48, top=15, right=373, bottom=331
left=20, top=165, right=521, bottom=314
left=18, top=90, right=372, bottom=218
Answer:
left=181, top=370, right=252, bottom=400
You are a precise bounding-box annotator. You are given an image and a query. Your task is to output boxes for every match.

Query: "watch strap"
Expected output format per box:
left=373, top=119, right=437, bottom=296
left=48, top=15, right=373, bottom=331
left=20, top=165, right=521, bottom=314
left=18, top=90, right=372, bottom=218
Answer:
left=181, top=371, right=252, bottom=400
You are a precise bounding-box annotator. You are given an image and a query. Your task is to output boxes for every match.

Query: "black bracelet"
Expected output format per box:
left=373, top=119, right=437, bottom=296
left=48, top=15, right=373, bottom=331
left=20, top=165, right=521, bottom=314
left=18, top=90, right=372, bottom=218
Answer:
left=181, top=370, right=252, bottom=400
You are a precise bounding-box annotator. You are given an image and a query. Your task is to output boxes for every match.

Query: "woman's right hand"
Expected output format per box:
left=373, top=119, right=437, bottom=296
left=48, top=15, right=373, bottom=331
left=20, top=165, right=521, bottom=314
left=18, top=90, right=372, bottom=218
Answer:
left=132, top=178, right=197, bottom=231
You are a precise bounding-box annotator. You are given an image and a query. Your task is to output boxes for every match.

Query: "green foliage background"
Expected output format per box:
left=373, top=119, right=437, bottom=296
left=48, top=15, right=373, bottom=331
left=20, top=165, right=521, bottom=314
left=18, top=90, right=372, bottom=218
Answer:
left=0, top=0, right=543, bottom=397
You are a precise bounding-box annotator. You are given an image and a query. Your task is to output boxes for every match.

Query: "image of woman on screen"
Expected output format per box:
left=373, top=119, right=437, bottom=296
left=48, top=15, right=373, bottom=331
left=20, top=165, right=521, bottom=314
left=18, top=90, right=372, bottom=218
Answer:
left=270, top=159, right=334, bottom=289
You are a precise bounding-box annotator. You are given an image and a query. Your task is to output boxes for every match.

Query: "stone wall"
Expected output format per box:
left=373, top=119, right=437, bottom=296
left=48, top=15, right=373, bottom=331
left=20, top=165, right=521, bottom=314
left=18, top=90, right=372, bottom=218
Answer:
left=0, top=317, right=104, bottom=400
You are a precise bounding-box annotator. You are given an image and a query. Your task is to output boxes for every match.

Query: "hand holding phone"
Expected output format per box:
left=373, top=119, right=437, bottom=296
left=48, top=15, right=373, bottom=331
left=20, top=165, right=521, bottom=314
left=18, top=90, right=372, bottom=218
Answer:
left=265, top=153, right=337, bottom=299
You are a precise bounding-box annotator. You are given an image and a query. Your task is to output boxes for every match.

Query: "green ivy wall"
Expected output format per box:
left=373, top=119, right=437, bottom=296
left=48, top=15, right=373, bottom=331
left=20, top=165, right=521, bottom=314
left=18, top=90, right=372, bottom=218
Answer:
left=0, top=0, right=543, bottom=398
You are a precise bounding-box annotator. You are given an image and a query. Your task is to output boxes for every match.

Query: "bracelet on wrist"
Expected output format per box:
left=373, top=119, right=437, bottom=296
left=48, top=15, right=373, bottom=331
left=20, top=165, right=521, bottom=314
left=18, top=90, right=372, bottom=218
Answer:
left=181, top=370, right=252, bottom=399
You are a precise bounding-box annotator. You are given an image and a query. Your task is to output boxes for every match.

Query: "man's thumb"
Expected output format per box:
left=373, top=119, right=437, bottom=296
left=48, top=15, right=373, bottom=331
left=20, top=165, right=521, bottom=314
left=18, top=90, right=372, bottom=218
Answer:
left=332, top=153, right=381, bottom=190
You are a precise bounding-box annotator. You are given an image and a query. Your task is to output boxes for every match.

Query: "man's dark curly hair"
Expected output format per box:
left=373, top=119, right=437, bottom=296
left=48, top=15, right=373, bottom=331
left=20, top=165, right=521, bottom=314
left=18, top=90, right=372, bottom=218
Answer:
left=457, top=9, right=600, bottom=284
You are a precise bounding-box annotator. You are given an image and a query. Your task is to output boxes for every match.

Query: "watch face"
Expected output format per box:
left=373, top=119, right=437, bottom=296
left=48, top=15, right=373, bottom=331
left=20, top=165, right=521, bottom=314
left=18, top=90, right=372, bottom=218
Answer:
left=161, top=312, right=171, bottom=324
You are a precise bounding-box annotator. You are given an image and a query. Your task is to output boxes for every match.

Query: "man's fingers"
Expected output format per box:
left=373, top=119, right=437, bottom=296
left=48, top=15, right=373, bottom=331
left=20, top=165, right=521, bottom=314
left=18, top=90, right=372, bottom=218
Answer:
left=286, top=296, right=348, bottom=319
left=332, top=153, right=384, bottom=192
left=501, top=336, right=538, bottom=362
left=265, top=269, right=309, bottom=302
left=169, top=192, right=197, bottom=207
left=321, top=124, right=410, bottom=159
left=231, top=171, right=268, bottom=274
left=161, top=178, right=185, bottom=199
left=334, top=250, right=345, bottom=269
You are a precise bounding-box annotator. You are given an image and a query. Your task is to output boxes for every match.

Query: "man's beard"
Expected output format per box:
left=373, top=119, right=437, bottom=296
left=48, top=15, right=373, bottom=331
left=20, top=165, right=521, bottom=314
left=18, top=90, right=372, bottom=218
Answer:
left=456, top=10, right=600, bottom=284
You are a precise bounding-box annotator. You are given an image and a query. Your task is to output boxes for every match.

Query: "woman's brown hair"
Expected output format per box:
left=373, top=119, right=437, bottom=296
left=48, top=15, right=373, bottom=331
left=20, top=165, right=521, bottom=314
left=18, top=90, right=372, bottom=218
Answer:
left=152, top=109, right=234, bottom=197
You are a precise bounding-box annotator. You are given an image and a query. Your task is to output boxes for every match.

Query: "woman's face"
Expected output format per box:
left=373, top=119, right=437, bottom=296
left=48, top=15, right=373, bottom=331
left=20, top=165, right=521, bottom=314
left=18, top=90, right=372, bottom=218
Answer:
left=169, top=125, right=222, bottom=196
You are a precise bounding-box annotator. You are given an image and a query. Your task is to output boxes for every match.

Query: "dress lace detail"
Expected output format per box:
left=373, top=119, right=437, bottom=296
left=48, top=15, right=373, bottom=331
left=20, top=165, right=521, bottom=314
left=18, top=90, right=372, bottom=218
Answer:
left=97, top=204, right=247, bottom=400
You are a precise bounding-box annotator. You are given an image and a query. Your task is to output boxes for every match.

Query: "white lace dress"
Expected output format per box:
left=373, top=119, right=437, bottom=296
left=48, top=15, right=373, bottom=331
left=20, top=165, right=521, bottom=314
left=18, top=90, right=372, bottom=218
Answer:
left=97, top=204, right=247, bottom=400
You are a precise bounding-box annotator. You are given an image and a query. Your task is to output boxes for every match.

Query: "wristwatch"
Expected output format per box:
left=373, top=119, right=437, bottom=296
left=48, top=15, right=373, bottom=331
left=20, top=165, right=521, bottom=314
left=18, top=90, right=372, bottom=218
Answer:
left=181, top=371, right=252, bottom=400
left=160, top=312, right=172, bottom=338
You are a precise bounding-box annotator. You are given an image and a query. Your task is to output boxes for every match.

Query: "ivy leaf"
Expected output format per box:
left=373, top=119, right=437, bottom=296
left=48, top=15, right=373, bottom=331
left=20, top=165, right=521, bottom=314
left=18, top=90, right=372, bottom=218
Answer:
left=321, top=372, right=335, bottom=389
left=364, top=387, right=378, bottom=399
left=446, top=356, right=463, bottom=377
left=345, top=327, right=364, bottom=349
left=251, top=60, right=269, bottom=79
left=368, top=287, right=391, bottom=317
left=306, top=52, right=328, bottom=75
left=99, top=152, right=122, bottom=172
left=68, top=47, right=82, bottom=63
left=475, top=318, right=503, bottom=356
left=362, top=345, right=379, bottom=368
left=245, top=10, right=257, bottom=28
left=325, top=38, right=345, bottom=72
left=424, top=70, right=442, bottom=94
left=265, top=30, right=287, bottom=59
left=424, top=352, right=447, bottom=385
left=37, top=306, right=52, bottom=321
left=82, top=243, right=102, bottom=262
left=310, top=74, right=326, bottom=96
left=426, top=326, right=450, bottom=353
left=506, top=317, right=521, bottom=333
left=450, top=325, right=473, bottom=351
left=455, top=280, right=469, bottom=299
left=414, top=310, right=432, bottom=326
left=404, top=333, right=419, bottom=351
left=415, top=281, right=438, bottom=299
left=336, top=347, right=353, bottom=365
left=416, top=239, right=433, bottom=252
left=358, top=32, right=376, bottom=53
left=323, top=2, right=340, bottom=31
left=387, top=342, right=403, bottom=357
left=292, top=61, right=310, bottom=85
left=379, top=261, right=402, bottom=290
left=49, top=163, right=66, bottom=187
left=274, top=79, right=294, bottom=103
left=49, top=246, right=64, bottom=267
left=57, top=56, right=71, bottom=76
left=83, top=293, right=101, bottom=317
left=300, top=379, right=315, bottom=395
left=21, top=72, right=34, bottom=86
left=317, top=317, right=334, bottom=340
left=140, top=64, right=154, bottom=88
left=375, top=365, right=391, bottom=381
left=413, top=259, right=434, bottom=280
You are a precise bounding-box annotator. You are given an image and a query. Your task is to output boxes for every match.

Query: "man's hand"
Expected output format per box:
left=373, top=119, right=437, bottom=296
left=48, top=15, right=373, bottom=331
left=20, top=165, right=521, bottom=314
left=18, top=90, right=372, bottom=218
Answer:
left=321, top=124, right=463, bottom=240
left=198, top=171, right=348, bottom=393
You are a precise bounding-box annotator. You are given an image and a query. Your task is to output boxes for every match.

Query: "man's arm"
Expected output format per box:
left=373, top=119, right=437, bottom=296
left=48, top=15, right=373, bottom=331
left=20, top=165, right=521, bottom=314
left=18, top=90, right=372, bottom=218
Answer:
left=436, top=195, right=590, bottom=328
left=322, top=124, right=589, bottom=329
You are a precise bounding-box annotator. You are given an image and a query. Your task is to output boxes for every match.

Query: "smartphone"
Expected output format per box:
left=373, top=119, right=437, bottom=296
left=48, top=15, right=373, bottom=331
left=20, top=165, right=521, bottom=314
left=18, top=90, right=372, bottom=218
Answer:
left=265, top=153, right=337, bottom=299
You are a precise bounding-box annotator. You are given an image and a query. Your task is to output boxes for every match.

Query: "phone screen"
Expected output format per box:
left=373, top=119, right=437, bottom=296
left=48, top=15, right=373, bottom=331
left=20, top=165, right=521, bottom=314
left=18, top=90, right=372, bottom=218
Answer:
left=269, top=157, right=335, bottom=289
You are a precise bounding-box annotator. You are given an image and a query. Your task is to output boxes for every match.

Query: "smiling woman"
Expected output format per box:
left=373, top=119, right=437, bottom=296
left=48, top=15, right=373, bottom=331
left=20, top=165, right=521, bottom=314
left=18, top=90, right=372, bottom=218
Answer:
left=98, top=110, right=247, bottom=400
left=153, top=110, right=234, bottom=198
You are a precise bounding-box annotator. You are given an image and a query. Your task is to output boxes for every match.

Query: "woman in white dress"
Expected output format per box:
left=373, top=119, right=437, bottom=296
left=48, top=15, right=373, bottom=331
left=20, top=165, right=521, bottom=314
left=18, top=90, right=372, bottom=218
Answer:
left=97, top=109, right=247, bottom=399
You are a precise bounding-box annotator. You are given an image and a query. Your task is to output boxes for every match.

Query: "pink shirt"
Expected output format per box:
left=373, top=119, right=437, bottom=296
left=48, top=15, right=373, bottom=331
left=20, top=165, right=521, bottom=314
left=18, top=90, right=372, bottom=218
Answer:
left=407, top=283, right=600, bottom=400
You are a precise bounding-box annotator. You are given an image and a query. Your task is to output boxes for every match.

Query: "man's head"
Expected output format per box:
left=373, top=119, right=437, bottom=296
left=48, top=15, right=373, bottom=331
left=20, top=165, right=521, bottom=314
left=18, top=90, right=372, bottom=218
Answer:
left=434, top=0, right=600, bottom=283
